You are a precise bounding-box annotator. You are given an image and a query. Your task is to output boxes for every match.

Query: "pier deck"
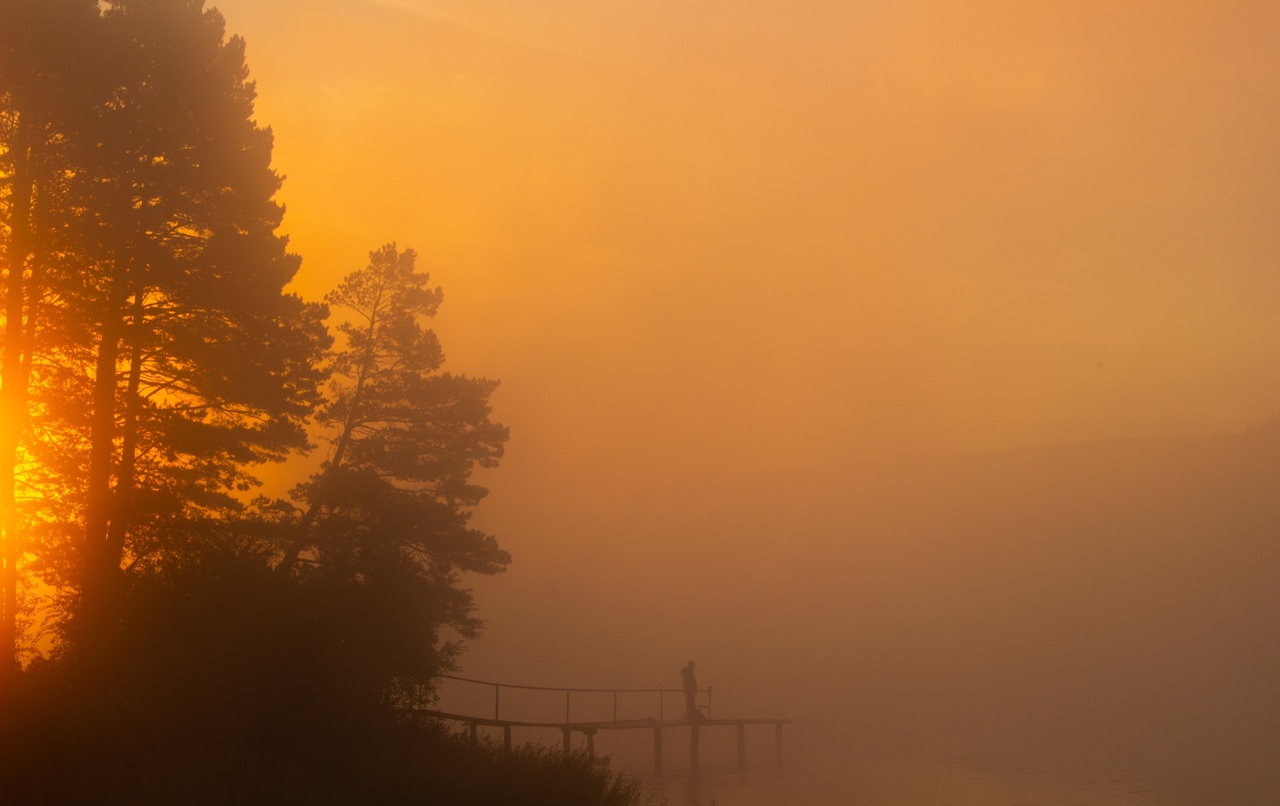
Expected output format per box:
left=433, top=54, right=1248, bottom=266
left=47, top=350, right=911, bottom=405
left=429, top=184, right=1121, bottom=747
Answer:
left=421, top=705, right=789, bottom=774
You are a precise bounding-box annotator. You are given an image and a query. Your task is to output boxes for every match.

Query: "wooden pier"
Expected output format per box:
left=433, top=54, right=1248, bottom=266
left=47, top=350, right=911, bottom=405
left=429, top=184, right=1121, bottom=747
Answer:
left=423, top=674, right=788, bottom=775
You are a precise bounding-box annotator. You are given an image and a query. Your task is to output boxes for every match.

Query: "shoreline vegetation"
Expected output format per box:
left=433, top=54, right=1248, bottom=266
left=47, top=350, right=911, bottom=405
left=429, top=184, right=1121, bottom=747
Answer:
left=0, top=1, right=651, bottom=802
left=2, top=669, right=650, bottom=804
left=0, top=568, right=652, bottom=805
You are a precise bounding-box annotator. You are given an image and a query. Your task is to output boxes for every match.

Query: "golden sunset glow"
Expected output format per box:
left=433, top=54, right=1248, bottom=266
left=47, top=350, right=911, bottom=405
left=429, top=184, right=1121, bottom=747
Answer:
left=2, top=1, right=1278, bottom=802
left=208, top=0, right=1280, bottom=695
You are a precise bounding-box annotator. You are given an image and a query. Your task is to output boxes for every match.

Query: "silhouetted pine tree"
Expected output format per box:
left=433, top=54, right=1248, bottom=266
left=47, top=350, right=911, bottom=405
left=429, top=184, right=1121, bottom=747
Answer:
left=1, top=1, right=329, bottom=657
left=0, top=0, right=105, bottom=672
left=277, top=243, right=509, bottom=685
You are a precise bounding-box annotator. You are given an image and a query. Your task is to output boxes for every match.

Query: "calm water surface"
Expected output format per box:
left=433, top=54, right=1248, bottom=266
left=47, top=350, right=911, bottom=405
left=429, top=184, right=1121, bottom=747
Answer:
left=606, top=722, right=1280, bottom=806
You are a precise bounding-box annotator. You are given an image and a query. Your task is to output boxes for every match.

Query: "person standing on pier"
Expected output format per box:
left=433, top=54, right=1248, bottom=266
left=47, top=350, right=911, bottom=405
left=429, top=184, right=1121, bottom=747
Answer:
left=680, top=660, right=702, bottom=721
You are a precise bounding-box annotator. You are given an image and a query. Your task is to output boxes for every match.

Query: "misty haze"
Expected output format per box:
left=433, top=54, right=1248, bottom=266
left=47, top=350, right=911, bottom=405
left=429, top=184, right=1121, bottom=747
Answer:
left=2, top=1, right=1277, bottom=804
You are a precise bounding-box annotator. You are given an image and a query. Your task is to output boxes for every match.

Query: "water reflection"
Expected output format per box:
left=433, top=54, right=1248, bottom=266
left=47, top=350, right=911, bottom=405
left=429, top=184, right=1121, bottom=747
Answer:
left=646, top=767, right=791, bottom=806
left=616, top=722, right=1280, bottom=806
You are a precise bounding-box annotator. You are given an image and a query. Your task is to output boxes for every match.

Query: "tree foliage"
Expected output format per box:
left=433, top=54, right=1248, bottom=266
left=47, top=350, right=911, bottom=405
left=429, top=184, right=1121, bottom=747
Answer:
left=0, top=0, right=106, bottom=673
left=277, top=244, right=510, bottom=679
left=0, top=5, right=536, bottom=800
left=1, top=0, right=509, bottom=699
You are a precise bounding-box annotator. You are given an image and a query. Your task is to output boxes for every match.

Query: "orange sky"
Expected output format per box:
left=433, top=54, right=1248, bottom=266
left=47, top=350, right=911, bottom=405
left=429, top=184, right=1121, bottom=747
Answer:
left=209, top=0, right=1280, bottom=728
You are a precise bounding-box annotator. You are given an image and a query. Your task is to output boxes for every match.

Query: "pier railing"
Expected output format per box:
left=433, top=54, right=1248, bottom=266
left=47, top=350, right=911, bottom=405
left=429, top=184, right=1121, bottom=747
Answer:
left=425, top=673, right=786, bottom=775
left=437, top=673, right=712, bottom=724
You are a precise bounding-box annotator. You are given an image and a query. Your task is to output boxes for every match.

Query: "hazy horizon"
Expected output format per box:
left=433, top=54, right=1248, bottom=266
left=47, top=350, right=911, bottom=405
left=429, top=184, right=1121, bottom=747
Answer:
left=206, top=0, right=1279, bottom=796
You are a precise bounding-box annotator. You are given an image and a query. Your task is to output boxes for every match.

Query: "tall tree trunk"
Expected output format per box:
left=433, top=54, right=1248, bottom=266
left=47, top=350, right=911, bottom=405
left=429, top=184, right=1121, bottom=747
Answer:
left=105, top=290, right=145, bottom=566
left=275, top=303, right=381, bottom=576
left=81, top=294, right=122, bottom=624
left=272, top=417, right=354, bottom=577
left=0, top=130, right=36, bottom=674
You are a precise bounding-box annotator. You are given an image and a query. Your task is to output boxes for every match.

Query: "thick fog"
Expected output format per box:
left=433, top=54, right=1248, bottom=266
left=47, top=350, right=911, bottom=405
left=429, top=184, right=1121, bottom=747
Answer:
left=215, top=0, right=1280, bottom=775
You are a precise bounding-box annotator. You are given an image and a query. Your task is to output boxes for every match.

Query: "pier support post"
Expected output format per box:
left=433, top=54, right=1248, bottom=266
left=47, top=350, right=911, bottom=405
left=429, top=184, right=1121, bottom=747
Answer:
left=503, top=725, right=512, bottom=754
left=737, top=723, right=746, bottom=770
left=562, top=728, right=572, bottom=759
left=690, top=723, right=700, bottom=775
left=653, top=726, right=663, bottom=776
left=774, top=722, right=784, bottom=767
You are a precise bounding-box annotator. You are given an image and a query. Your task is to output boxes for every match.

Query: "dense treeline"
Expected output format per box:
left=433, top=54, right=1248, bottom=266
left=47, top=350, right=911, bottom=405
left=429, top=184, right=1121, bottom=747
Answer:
left=0, top=2, right=639, bottom=802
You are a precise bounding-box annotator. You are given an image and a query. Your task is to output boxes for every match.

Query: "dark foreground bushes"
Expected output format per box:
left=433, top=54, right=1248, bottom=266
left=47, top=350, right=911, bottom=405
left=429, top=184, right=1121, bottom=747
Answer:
left=0, top=672, right=649, bottom=805
left=0, top=566, right=650, bottom=805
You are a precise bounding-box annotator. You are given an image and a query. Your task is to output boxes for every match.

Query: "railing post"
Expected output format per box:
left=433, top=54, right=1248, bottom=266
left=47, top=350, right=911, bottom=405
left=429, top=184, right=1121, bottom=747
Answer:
left=737, top=722, right=746, bottom=770
left=503, top=725, right=512, bottom=754
left=653, top=724, right=663, bottom=776
left=658, top=691, right=664, bottom=724
left=562, top=728, right=572, bottom=759
left=690, top=722, right=700, bottom=776
left=586, top=730, right=595, bottom=761
left=565, top=690, right=571, bottom=723
left=494, top=684, right=500, bottom=721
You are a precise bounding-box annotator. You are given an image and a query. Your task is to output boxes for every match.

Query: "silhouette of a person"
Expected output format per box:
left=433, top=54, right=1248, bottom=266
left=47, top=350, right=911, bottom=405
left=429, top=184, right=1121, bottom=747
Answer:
left=680, top=660, right=701, bottom=721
